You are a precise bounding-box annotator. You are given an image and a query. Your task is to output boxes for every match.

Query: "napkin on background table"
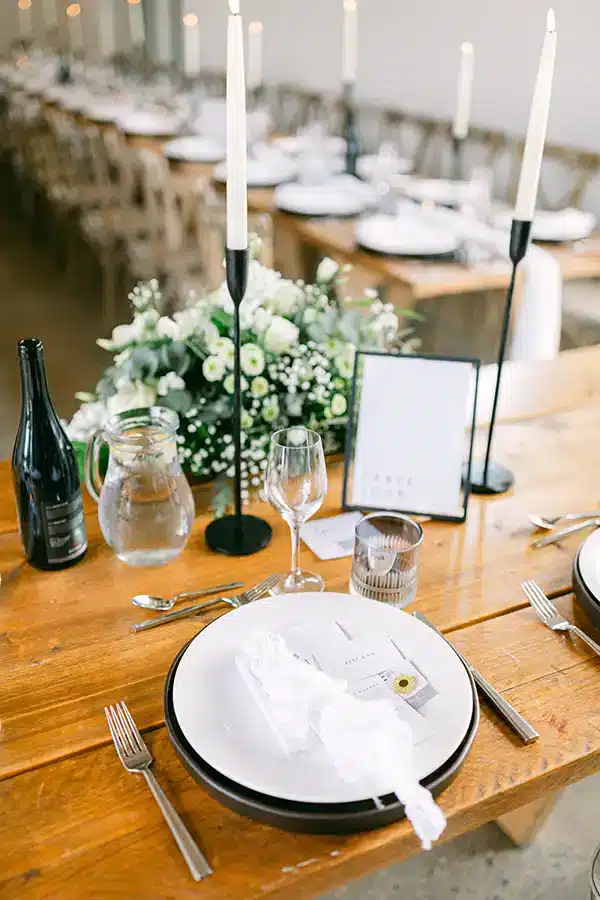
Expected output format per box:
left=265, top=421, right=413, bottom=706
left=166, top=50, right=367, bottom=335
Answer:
left=236, top=630, right=447, bottom=850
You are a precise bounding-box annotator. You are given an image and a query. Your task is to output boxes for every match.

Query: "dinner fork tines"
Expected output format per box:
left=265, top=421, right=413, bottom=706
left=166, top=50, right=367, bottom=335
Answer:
left=104, top=702, right=212, bottom=881
left=521, top=580, right=600, bottom=659
left=132, top=573, right=281, bottom=633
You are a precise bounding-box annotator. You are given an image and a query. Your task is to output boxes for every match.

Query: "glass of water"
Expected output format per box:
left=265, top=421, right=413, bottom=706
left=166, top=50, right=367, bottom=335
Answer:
left=350, top=512, right=423, bottom=607
left=85, top=407, right=194, bottom=567
left=265, top=427, right=328, bottom=594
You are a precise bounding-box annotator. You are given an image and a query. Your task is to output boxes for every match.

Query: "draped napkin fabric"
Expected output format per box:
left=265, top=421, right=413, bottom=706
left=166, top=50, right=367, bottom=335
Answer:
left=235, top=630, right=447, bottom=850
left=427, top=205, right=563, bottom=362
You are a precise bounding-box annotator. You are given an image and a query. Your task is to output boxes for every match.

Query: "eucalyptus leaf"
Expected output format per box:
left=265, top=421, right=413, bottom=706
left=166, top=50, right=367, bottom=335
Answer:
left=95, top=375, right=118, bottom=400
left=306, top=322, right=326, bottom=343
left=197, top=397, right=232, bottom=424
left=160, top=341, right=191, bottom=376
left=212, top=307, right=234, bottom=333
left=125, top=347, right=161, bottom=380
left=338, top=311, right=361, bottom=344
left=161, top=388, right=193, bottom=415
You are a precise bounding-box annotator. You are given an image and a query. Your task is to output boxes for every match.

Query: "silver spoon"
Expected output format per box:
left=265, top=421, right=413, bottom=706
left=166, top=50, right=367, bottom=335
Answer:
left=131, top=580, right=243, bottom=611
left=529, top=511, right=600, bottom=531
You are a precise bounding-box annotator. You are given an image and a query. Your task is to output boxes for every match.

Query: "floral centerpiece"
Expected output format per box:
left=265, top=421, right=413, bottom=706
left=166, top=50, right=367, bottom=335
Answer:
left=67, top=246, right=418, bottom=509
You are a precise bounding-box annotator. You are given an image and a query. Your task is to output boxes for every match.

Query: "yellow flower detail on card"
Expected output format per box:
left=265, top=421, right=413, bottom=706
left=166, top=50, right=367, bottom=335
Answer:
left=393, top=674, right=417, bottom=695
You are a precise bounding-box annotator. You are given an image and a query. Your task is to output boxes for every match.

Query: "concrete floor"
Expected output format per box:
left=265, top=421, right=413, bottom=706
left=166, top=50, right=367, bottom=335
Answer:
left=3, top=213, right=600, bottom=899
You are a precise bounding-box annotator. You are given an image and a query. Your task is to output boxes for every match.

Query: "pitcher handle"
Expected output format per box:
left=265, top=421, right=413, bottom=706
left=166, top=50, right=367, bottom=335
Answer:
left=84, top=429, right=105, bottom=503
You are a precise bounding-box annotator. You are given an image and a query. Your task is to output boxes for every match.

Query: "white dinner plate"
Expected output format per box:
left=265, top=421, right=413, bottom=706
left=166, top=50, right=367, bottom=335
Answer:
left=275, top=176, right=375, bottom=217
left=356, top=213, right=460, bottom=257
left=492, top=207, right=596, bottom=243
left=83, top=101, right=136, bottom=124
left=213, top=156, right=296, bottom=187
left=574, top=529, right=600, bottom=603
left=163, top=135, right=225, bottom=163
left=275, top=135, right=346, bottom=156
left=357, top=153, right=413, bottom=181
left=172, top=591, right=474, bottom=805
left=116, top=111, right=182, bottom=137
left=404, top=177, right=476, bottom=207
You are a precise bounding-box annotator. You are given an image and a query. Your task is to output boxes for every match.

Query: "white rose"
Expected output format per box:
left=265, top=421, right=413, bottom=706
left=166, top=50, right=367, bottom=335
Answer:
left=157, top=372, right=186, bottom=396
left=252, top=307, right=272, bottom=334
left=156, top=316, right=180, bottom=340
left=316, top=257, right=339, bottom=282
left=264, top=316, right=299, bottom=355
left=241, top=343, right=265, bottom=376
left=331, top=393, right=347, bottom=416
left=66, top=401, right=107, bottom=442
left=250, top=376, right=269, bottom=398
left=109, top=323, right=137, bottom=348
left=274, top=283, right=303, bottom=317
left=107, top=382, right=156, bottom=416
left=202, top=356, right=226, bottom=382
left=173, top=307, right=202, bottom=339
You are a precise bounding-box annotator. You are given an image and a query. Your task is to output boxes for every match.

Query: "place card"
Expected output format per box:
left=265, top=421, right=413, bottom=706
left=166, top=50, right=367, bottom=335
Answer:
left=300, top=512, right=363, bottom=560
left=343, top=351, right=480, bottom=522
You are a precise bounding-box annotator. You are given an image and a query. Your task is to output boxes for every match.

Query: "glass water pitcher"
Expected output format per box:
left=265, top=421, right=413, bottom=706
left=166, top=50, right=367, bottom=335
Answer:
left=85, top=407, right=194, bottom=567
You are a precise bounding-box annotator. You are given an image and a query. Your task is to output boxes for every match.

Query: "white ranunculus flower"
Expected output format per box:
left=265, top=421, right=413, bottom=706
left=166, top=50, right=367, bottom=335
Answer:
left=107, top=382, right=156, bottom=416
left=157, top=372, right=186, bottom=396
left=224, top=374, right=248, bottom=395
left=303, top=308, right=317, bottom=325
left=241, top=343, right=265, bottom=376
left=202, top=356, right=226, bottom=383
left=173, top=307, right=202, bottom=339
left=250, top=376, right=269, bottom=398
left=252, top=307, right=272, bottom=334
left=156, top=316, right=180, bottom=340
left=107, top=323, right=137, bottom=348
left=335, top=347, right=356, bottom=378
left=211, top=336, right=235, bottom=367
left=316, top=257, right=339, bottom=282
left=202, top=321, right=220, bottom=349
left=274, top=283, right=303, bottom=317
left=331, top=393, right=347, bottom=416
left=262, top=396, right=279, bottom=423
left=264, top=316, right=299, bottom=355
left=241, top=410, right=254, bottom=431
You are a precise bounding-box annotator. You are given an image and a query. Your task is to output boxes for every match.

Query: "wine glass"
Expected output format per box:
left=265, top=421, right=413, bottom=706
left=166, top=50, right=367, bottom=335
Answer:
left=265, top=427, right=328, bottom=594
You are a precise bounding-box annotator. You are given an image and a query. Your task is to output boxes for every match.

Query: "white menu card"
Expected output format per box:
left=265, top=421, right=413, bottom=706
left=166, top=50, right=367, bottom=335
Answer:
left=344, top=353, right=479, bottom=521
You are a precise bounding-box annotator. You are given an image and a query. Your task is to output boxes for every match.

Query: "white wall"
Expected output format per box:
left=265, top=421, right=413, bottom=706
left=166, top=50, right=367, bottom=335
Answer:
left=193, top=0, right=600, bottom=154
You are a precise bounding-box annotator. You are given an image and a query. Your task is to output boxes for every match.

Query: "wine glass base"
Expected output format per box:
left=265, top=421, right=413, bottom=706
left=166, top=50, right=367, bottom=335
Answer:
left=271, top=570, right=325, bottom=594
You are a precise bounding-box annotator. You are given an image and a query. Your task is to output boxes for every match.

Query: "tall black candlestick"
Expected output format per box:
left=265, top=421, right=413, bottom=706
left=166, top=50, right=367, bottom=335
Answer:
left=470, top=219, right=532, bottom=495
left=342, top=82, right=359, bottom=177
left=205, top=248, right=272, bottom=555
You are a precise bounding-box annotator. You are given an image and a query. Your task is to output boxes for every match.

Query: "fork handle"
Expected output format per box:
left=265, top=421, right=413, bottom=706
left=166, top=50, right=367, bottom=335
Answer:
left=132, top=596, right=234, bottom=632
left=532, top=519, right=598, bottom=549
left=142, top=769, right=213, bottom=881
left=568, top=625, right=600, bottom=659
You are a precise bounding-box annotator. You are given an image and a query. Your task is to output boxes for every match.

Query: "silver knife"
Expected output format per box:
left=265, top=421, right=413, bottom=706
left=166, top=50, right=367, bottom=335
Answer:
left=413, top=611, right=539, bottom=744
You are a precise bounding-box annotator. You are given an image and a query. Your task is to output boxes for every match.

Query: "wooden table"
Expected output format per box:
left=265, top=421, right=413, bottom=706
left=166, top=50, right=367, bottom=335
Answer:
left=3, top=346, right=600, bottom=898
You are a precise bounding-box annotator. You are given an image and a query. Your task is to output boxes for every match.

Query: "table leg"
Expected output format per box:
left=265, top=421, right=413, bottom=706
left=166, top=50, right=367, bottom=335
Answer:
left=495, top=792, right=560, bottom=845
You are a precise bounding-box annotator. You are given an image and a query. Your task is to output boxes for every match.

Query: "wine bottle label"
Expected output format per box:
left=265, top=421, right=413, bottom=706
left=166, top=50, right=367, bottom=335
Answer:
left=41, top=495, right=87, bottom=564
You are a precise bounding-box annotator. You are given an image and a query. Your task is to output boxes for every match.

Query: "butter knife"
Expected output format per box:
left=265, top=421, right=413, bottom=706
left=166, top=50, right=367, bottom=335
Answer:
left=413, top=611, right=539, bottom=744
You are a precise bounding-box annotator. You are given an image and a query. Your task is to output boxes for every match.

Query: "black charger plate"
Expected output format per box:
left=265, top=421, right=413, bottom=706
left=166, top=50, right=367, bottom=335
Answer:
left=163, top=639, right=479, bottom=834
left=573, top=549, right=600, bottom=629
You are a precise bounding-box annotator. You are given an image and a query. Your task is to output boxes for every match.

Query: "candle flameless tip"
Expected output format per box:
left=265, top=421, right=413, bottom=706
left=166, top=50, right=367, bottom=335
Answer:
left=229, top=0, right=240, bottom=15
left=182, top=12, right=198, bottom=27
left=18, top=0, right=32, bottom=10
left=547, top=9, right=556, bottom=32
left=460, top=41, right=474, bottom=55
left=249, top=20, right=263, bottom=35
left=343, top=0, right=357, bottom=11
left=66, top=3, right=81, bottom=17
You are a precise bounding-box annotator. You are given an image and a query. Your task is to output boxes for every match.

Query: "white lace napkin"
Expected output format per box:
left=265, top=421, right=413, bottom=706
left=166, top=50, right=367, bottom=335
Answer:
left=235, top=630, right=447, bottom=850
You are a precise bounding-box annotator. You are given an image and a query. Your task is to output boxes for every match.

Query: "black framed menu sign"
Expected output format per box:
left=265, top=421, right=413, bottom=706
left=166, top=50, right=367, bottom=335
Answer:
left=342, top=351, right=480, bottom=523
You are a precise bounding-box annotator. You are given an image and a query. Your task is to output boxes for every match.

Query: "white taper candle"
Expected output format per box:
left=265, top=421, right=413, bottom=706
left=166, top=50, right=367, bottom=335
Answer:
left=98, top=1, right=117, bottom=60
left=247, top=20, right=263, bottom=91
left=66, top=3, right=84, bottom=53
left=452, top=42, right=474, bottom=140
left=182, top=11, right=201, bottom=77
left=342, top=0, right=357, bottom=86
left=18, top=0, right=33, bottom=38
left=514, top=9, right=557, bottom=221
left=227, top=0, right=248, bottom=250
left=127, top=0, right=145, bottom=48
left=42, top=0, right=58, bottom=29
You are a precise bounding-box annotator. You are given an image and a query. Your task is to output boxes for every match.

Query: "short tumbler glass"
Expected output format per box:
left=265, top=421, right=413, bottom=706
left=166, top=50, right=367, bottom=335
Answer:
left=350, top=512, right=423, bottom=608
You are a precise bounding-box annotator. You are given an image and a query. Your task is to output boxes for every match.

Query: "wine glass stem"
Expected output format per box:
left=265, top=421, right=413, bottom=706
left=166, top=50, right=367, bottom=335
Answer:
left=289, top=522, right=301, bottom=585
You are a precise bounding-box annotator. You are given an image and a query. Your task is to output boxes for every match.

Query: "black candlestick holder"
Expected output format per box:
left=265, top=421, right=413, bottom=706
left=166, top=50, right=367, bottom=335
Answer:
left=342, top=82, right=359, bottom=178
left=205, top=248, right=273, bottom=555
left=451, top=135, right=464, bottom=182
left=470, top=219, right=532, bottom=495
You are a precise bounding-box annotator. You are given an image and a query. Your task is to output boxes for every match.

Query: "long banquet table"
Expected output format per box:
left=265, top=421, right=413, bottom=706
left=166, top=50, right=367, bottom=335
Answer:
left=3, top=346, right=600, bottom=898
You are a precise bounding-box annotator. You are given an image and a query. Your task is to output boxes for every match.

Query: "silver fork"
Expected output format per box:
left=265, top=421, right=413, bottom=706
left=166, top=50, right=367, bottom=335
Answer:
left=521, top=580, right=600, bottom=658
left=104, top=702, right=212, bottom=882
left=132, top=573, right=282, bottom=633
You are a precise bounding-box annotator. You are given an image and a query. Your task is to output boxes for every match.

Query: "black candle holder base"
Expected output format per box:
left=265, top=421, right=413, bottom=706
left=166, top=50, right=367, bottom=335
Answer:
left=205, top=514, right=272, bottom=556
left=469, top=460, right=515, bottom=496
